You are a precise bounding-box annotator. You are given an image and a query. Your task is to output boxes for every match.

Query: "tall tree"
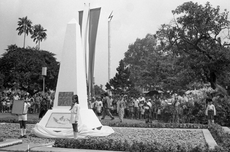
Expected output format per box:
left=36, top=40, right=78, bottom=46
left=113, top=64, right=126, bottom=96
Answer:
left=156, top=1, right=230, bottom=95
left=106, top=60, right=137, bottom=96
left=0, top=45, right=59, bottom=95
left=16, top=16, right=33, bottom=48
left=31, top=24, right=47, bottom=50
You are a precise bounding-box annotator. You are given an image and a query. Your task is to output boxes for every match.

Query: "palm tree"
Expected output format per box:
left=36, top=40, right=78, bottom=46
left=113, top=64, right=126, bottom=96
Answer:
left=31, top=24, right=47, bottom=50
left=16, top=16, right=33, bottom=48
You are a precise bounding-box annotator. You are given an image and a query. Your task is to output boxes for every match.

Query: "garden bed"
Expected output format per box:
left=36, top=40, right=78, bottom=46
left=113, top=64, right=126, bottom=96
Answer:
left=53, top=127, right=208, bottom=151
left=1, top=122, right=230, bottom=151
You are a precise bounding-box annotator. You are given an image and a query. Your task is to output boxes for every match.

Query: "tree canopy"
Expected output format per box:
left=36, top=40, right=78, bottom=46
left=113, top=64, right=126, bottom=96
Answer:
left=111, top=1, right=230, bottom=96
left=156, top=1, right=230, bottom=93
left=0, top=45, right=59, bottom=95
left=16, top=16, right=33, bottom=48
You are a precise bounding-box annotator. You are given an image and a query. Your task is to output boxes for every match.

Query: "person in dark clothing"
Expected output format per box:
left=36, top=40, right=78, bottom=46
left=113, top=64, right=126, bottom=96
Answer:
left=101, top=93, right=114, bottom=120
left=38, top=94, right=48, bottom=120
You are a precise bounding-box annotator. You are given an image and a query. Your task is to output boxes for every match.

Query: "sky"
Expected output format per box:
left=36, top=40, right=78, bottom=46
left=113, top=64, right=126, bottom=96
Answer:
left=0, top=0, right=230, bottom=88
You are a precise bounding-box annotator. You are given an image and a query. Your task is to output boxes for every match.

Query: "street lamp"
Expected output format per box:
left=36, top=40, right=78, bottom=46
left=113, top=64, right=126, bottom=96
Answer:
left=108, top=11, right=113, bottom=83
left=42, top=67, right=47, bottom=93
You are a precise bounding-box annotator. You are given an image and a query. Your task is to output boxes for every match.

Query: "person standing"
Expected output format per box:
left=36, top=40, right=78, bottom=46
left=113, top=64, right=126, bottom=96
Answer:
left=38, top=94, right=48, bottom=120
left=205, top=98, right=216, bottom=125
left=101, top=93, right=114, bottom=120
left=18, top=99, right=31, bottom=138
left=96, top=97, right=103, bottom=116
left=70, top=94, right=80, bottom=139
left=133, top=97, right=139, bottom=119
left=117, top=96, right=126, bottom=122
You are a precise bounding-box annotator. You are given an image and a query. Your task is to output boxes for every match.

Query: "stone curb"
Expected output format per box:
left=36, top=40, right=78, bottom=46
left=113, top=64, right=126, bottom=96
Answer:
left=30, top=147, right=119, bottom=152
left=202, top=129, right=218, bottom=150
left=0, top=139, right=22, bottom=148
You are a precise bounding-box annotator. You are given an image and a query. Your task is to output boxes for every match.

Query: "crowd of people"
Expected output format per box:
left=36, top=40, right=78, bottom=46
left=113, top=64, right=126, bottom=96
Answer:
left=90, top=90, right=218, bottom=124
left=0, top=89, right=53, bottom=118
left=90, top=93, right=163, bottom=123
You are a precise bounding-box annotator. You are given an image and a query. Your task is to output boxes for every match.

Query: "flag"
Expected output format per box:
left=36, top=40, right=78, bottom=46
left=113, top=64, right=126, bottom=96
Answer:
left=79, top=7, right=101, bottom=99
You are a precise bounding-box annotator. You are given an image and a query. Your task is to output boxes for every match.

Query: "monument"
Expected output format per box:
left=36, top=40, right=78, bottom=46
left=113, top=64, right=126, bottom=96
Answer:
left=32, top=6, right=114, bottom=138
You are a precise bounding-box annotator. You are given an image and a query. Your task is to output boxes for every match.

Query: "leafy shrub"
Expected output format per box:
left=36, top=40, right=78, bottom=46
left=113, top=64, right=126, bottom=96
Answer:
left=54, top=138, right=208, bottom=152
left=53, top=122, right=230, bottom=151
left=103, top=121, right=208, bottom=129
left=208, top=124, right=230, bottom=151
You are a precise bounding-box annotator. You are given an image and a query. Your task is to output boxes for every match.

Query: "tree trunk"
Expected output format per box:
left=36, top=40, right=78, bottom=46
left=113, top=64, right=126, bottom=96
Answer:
left=23, top=32, right=26, bottom=48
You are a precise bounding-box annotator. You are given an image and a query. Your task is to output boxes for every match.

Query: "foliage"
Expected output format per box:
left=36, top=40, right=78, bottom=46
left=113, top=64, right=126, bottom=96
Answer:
left=53, top=123, right=230, bottom=151
left=54, top=127, right=208, bottom=152
left=106, top=60, right=139, bottom=97
left=213, top=96, right=230, bottom=126
left=156, top=1, right=230, bottom=94
left=0, top=46, right=59, bottom=95
left=31, top=24, right=47, bottom=50
left=16, top=16, right=33, bottom=48
left=110, top=2, right=230, bottom=96
left=94, top=84, right=105, bottom=97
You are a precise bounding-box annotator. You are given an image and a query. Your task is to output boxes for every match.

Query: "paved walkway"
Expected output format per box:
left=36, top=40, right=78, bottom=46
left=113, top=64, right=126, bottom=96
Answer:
left=0, top=142, right=119, bottom=152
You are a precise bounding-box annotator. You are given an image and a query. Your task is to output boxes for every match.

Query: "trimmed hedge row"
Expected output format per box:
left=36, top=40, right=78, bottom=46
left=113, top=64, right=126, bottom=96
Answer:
left=54, top=137, right=208, bottom=152
left=53, top=122, right=230, bottom=152
left=104, top=121, right=209, bottom=129
left=0, top=118, right=38, bottom=124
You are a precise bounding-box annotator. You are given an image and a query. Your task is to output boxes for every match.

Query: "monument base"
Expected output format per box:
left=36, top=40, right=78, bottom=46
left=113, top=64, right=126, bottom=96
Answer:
left=32, top=108, right=114, bottom=138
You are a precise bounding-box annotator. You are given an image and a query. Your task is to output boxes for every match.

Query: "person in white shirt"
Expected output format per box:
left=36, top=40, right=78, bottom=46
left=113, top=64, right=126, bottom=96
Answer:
left=97, top=99, right=103, bottom=115
left=18, top=99, right=31, bottom=138
left=117, top=96, right=126, bottom=122
left=70, top=94, right=80, bottom=139
left=205, top=98, right=216, bottom=125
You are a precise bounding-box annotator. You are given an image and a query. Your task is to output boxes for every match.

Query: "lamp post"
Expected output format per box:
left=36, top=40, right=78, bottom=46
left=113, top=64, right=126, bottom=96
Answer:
left=108, top=11, right=113, bottom=83
left=42, top=67, right=47, bottom=93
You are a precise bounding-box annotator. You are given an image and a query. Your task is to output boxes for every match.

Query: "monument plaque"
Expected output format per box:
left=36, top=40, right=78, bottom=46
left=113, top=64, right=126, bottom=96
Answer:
left=58, top=92, right=73, bottom=106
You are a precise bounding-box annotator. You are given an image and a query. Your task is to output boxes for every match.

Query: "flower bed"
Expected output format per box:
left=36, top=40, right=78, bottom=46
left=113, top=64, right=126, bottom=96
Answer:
left=53, top=127, right=208, bottom=151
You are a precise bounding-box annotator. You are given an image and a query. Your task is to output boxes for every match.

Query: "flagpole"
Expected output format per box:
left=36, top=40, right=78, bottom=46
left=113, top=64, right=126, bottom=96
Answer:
left=108, top=11, right=113, bottom=84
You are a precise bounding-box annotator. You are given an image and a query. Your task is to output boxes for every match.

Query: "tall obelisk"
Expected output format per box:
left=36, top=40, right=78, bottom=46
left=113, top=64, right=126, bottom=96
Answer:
left=32, top=18, right=114, bottom=138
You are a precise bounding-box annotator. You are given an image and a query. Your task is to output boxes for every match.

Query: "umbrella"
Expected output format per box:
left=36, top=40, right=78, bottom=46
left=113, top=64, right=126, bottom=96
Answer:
left=145, top=90, right=163, bottom=96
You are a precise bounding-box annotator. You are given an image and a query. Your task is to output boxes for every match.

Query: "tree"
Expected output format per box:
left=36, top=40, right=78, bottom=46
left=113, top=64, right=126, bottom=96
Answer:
left=156, top=1, right=230, bottom=96
left=106, top=60, right=138, bottom=97
left=0, top=45, right=59, bottom=95
left=16, top=16, right=33, bottom=48
left=94, top=84, right=105, bottom=97
left=31, top=24, right=47, bottom=50
left=123, top=34, right=188, bottom=94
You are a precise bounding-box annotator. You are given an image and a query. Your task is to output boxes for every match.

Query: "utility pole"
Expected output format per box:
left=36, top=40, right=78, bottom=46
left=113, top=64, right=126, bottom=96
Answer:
left=42, top=67, right=47, bottom=94
left=108, top=11, right=113, bottom=83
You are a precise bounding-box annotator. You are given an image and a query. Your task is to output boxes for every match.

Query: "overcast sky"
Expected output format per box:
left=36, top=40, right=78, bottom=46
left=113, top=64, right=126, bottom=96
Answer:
left=0, top=0, right=229, bottom=87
